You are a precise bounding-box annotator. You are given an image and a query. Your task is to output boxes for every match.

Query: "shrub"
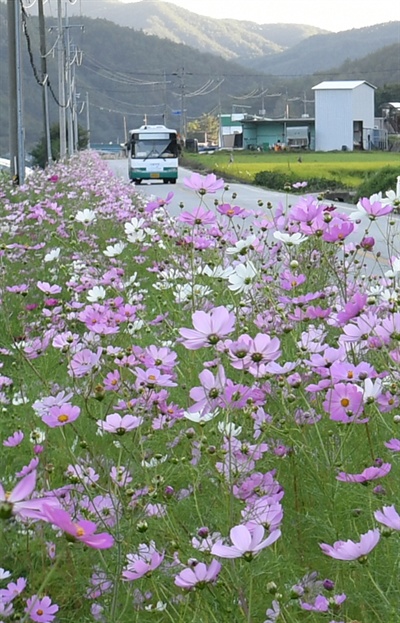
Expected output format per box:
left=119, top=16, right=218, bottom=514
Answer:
left=356, top=166, right=399, bottom=200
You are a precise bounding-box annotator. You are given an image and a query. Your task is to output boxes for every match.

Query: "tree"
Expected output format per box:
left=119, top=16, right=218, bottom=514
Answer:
left=30, top=123, right=89, bottom=168
left=187, top=114, right=220, bottom=144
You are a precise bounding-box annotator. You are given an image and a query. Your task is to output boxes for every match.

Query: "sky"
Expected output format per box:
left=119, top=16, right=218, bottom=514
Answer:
left=119, top=0, right=400, bottom=32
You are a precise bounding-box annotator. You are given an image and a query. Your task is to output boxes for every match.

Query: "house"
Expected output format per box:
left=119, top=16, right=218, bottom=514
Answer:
left=312, top=81, right=376, bottom=151
left=239, top=116, right=315, bottom=152
left=219, top=114, right=244, bottom=149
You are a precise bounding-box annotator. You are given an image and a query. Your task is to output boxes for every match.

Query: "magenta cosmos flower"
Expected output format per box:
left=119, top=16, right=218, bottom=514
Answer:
left=174, top=559, right=222, bottom=589
left=179, top=306, right=236, bottom=350
left=43, top=506, right=114, bottom=549
left=374, top=505, right=400, bottom=530
left=336, top=463, right=391, bottom=483
left=41, top=403, right=80, bottom=428
left=211, top=524, right=281, bottom=560
left=0, top=470, right=50, bottom=521
left=183, top=172, right=224, bottom=194
left=97, top=413, right=143, bottom=435
left=25, top=595, right=59, bottom=623
left=122, top=542, right=164, bottom=581
left=320, top=529, right=380, bottom=561
left=385, top=438, right=400, bottom=452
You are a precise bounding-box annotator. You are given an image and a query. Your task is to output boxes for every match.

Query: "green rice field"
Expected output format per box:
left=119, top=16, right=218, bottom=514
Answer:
left=184, top=150, right=400, bottom=188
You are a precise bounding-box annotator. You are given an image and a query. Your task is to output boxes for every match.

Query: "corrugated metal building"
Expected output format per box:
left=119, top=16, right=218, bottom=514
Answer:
left=312, top=81, right=376, bottom=151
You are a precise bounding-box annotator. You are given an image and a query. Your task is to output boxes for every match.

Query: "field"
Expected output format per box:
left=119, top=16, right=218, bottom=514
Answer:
left=184, top=150, right=400, bottom=188
left=1, top=153, right=400, bottom=623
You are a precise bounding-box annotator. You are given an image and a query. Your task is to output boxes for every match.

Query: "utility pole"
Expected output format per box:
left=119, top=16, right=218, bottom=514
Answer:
left=7, top=0, right=25, bottom=184
left=38, top=0, right=52, bottom=164
left=57, top=0, right=67, bottom=159
left=65, top=2, right=74, bottom=156
left=86, top=91, right=90, bottom=148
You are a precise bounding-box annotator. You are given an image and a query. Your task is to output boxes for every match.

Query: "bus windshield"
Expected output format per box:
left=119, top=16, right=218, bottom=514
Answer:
left=133, top=138, right=178, bottom=159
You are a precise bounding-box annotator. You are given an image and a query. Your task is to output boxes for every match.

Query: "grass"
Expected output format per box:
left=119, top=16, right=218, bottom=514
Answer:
left=183, top=150, right=400, bottom=188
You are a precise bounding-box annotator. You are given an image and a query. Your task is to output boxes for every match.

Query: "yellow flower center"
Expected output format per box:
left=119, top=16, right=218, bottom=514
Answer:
left=340, top=398, right=350, bottom=407
left=36, top=610, right=44, bottom=616
left=58, top=414, right=69, bottom=423
left=76, top=526, right=85, bottom=537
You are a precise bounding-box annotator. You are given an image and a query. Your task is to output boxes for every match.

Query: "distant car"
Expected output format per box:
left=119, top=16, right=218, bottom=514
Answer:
left=0, top=157, right=34, bottom=178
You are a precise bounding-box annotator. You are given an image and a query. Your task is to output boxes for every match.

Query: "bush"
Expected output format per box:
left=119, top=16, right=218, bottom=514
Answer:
left=253, top=169, right=345, bottom=193
left=356, top=166, right=399, bottom=200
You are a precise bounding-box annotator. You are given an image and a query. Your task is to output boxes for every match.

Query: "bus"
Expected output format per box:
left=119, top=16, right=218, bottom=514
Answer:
left=126, top=125, right=180, bottom=184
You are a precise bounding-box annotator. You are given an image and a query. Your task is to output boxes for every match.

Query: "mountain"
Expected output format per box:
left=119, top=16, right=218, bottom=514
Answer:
left=0, top=4, right=267, bottom=153
left=246, top=21, right=400, bottom=75
left=27, top=0, right=328, bottom=63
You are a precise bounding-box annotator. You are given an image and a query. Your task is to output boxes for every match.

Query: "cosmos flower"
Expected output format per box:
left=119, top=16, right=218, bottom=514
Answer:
left=122, top=542, right=164, bottom=581
left=174, top=559, right=221, bottom=589
left=374, top=505, right=400, bottom=530
left=0, top=471, right=52, bottom=521
left=96, top=413, right=143, bottom=434
left=41, top=403, right=80, bottom=428
left=179, top=306, right=236, bottom=350
left=43, top=506, right=114, bottom=549
left=336, top=463, right=391, bottom=483
left=319, top=529, right=380, bottom=561
left=211, top=524, right=281, bottom=559
left=183, top=172, right=224, bottom=194
left=25, top=595, right=59, bottom=622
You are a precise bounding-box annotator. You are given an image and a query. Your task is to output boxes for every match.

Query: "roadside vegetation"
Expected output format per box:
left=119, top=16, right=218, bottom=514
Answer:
left=1, top=151, right=400, bottom=622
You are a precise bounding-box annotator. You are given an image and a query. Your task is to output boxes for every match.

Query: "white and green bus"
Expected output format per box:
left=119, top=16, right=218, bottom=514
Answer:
left=127, top=125, right=180, bottom=184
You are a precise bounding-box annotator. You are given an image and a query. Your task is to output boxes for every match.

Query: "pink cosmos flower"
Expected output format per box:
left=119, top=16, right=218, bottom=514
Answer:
left=178, top=204, right=217, bottom=226
left=301, top=594, right=346, bottom=612
left=174, top=559, right=222, bottom=589
left=97, top=413, right=143, bottom=434
left=43, top=506, right=114, bottom=549
left=374, top=505, right=400, bottom=530
left=183, top=172, right=224, bottom=194
left=134, top=367, right=177, bottom=389
left=336, top=463, right=391, bottom=483
left=3, top=430, right=24, bottom=447
left=323, top=383, right=365, bottom=423
left=217, top=203, right=246, bottom=217
left=68, top=347, right=103, bottom=377
left=179, top=306, right=236, bottom=350
left=385, top=438, right=400, bottom=452
left=354, top=197, right=393, bottom=220
left=0, top=470, right=52, bottom=521
left=41, top=403, right=80, bottom=428
left=36, top=281, right=62, bottom=295
left=25, top=595, right=59, bottom=623
left=319, top=529, right=380, bottom=560
left=145, top=191, right=174, bottom=213
left=122, top=542, right=164, bottom=581
left=188, top=365, right=226, bottom=414
left=211, top=524, right=281, bottom=559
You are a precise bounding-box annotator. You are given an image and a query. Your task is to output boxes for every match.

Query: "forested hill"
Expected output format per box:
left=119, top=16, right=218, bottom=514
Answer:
left=29, top=0, right=327, bottom=63
left=247, top=21, right=400, bottom=74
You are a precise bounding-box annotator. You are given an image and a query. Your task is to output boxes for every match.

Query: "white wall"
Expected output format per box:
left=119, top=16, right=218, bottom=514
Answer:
left=315, top=89, right=353, bottom=151
left=314, top=84, right=375, bottom=151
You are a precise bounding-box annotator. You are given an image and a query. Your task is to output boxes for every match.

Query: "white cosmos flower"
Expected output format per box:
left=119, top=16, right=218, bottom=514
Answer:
left=126, top=230, right=146, bottom=244
left=363, top=378, right=383, bottom=402
left=228, top=260, right=258, bottom=293
left=124, top=217, right=145, bottom=234
left=44, top=247, right=60, bottom=262
left=75, top=208, right=97, bottom=224
left=218, top=422, right=242, bottom=437
left=127, top=319, right=144, bottom=334
left=0, top=568, right=11, bottom=580
left=174, top=283, right=212, bottom=303
left=385, top=257, right=400, bottom=279
left=273, top=231, right=308, bottom=245
left=87, top=285, right=106, bottom=302
left=383, top=189, right=400, bottom=207
left=184, top=409, right=220, bottom=423
left=29, top=428, right=46, bottom=444
left=103, top=242, right=126, bottom=257
left=226, top=235, right=259, bottom=255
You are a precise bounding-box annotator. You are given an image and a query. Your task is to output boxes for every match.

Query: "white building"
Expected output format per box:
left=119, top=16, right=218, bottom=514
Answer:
left=312, top=81, right=376, bottom=151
